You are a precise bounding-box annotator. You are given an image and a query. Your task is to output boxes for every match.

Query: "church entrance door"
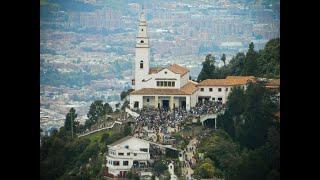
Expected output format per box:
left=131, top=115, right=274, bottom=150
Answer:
left=181, top=101, right=186, bottom=110
left=162, top=100, right=169, bottom=110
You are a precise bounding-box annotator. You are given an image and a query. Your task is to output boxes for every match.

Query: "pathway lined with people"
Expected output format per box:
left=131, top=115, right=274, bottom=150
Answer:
left=182, top=137, right=198, bottom=180
left=77, top=121, right=123, bottom=138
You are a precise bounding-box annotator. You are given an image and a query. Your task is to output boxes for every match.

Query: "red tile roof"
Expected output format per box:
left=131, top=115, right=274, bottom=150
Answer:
left=198, top=76, right=256, bottom=86
left=167, top=64, right=189, bottom=76
left=148, top=64, right=189, bottom=76
left=181, top=81, right=198, bottom=94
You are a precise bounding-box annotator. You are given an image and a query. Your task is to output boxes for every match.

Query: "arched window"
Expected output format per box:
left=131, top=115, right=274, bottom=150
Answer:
left=140, top=40, right=144, bottom=43
left=140, top=60, right=143, bottom=68
left=141, top=28, right=144, bottom=31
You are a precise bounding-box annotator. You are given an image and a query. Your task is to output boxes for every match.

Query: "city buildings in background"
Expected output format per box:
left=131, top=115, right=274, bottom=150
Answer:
left=40, top=0, right=280, bottom=133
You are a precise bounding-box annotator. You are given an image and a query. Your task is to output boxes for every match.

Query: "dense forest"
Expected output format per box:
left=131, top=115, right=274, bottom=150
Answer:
left=195, top=82, right=280, bottom=180
left=194, top=38, right=280, bottom=180
left=198, top=38, right=280, bottom=81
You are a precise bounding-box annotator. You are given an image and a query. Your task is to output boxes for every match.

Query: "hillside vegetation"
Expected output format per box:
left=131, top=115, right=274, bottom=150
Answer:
left=198, top=38, right=280, bottom=81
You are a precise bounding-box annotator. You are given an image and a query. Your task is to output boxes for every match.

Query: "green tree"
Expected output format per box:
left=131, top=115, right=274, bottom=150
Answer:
left=197, top=39, right=279, bottom=80
left=123, top=124, right=132, bottom=136
left=104, top=102, right=113, bottom=114
left=79, top=143, right=100, bottom=164
left=197, top=130, right=241, bottom=175
left=218, top=82, right=277, bottom=149
left=154, top=160, right=168, bottom=176
left=40, top=135, right=67, bottom=179
left=235, top=82, right=277, bottom=149
left=197, top=54, right=216, bottom=82
left=86, top=100, right=111, bottom=128
left=228, top=52, right=246, bottom=76
left=221, top=53, right=226, bottom=67
left=64, top=108, right=79, bottom=136
left=194, top=159, right=215, bottom=179
left=229, top=149, right=269, bottom=180
left=256, top=38, right=280, bottom=78
left=126, top=171, right=140, bottom=180
left=217, top=87, right=246, bottom=138
left=242, top=42, right=258, bottom=76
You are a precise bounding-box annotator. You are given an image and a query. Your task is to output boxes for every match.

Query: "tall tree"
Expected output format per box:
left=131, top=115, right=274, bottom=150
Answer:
left=104, top=102, right=113, bottom=114
left=242, top=42, right=258, bottom=76
left=221, top=53, right=226, bottom=67
left=218, top=82, right=277, bottom=149
left=197, top=54, right=216, bottom=81
left=64, top=108, right=79, bottom=135
left=229, top=149, right=269, bottom=180
left=217, top=86, right=246, bottom=139
left=256, top=38, right=280, bottom=78
left=228, top=52, right=246, bottom=76
left=86, top=100, right=107, bottom=128
left=236, top=82, right=277, bottom=149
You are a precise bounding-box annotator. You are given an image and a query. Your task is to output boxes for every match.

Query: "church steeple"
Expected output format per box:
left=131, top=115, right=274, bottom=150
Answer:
left=136, top=12, right=149, bottom=48
left=134, top=12, right=150, bottom=90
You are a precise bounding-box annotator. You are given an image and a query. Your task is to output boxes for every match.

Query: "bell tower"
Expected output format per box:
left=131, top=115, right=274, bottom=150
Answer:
left=134, top=12, right=150, bottom=90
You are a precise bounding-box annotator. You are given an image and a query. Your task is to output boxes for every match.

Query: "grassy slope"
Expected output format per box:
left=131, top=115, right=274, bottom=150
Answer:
left=81, top=129, right=112, bottom=142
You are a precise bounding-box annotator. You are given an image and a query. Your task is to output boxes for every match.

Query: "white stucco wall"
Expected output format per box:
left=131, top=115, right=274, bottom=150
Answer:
left=134, top=48, right=150, bottom=90
left=153, top=68, right=180, bottom=88
left=129, top=95, right=143, bottom=109
left=180, top=73, right=189, bottom=87
left=143, top=96, right=155, bottom=107
left=190, top=92, right=197, bottom=107
left=186, top=96, right=191, bottom=111
left=196, top=86, right=232, bottom=104
left=137, top=68, right=182, bottom=90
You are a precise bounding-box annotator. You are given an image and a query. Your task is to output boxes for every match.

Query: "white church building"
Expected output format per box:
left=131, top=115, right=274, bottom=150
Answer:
left=129, top=12, right=256, bottom=111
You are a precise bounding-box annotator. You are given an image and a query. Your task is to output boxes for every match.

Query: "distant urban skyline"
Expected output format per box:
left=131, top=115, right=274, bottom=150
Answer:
left=40, top=0, right=279, bottom=133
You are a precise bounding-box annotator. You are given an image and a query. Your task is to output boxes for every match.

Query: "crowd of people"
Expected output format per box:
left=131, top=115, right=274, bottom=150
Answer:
left=132, top=101, right=224, bottom=136
left=189, top=101, right=224, bottom=116
left=78, top=101, right=224, bottom=136
left=134, top=107, right=184, bottom=134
